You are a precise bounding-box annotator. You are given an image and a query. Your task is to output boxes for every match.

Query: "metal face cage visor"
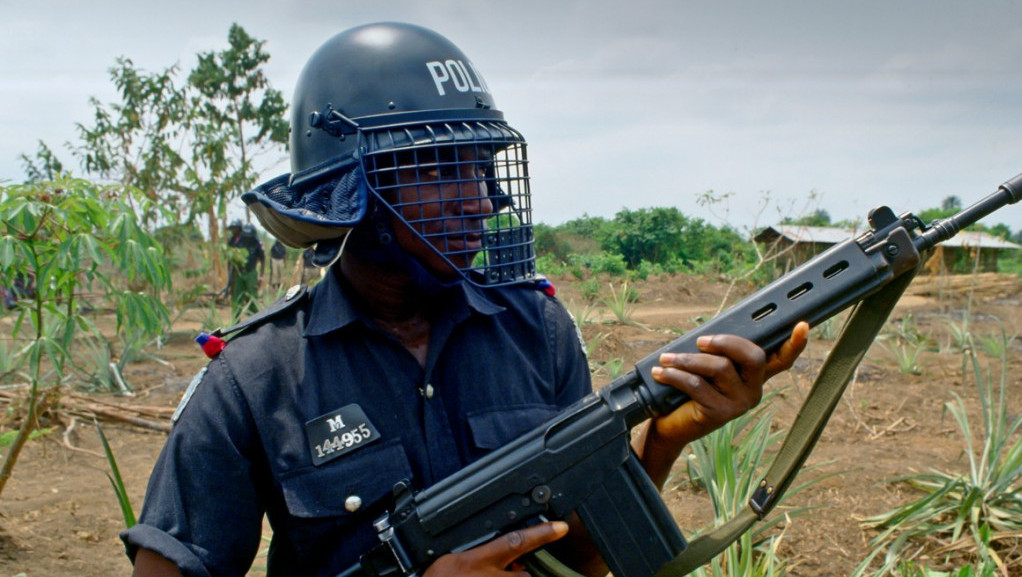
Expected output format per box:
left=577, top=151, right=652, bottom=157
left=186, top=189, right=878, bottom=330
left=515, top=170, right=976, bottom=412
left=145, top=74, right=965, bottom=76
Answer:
left=361, top=120, right=535, bottom=287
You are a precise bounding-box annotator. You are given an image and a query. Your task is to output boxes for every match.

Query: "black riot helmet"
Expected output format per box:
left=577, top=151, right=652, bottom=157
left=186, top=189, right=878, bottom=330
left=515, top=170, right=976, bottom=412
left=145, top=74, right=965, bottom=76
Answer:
left=243, top=22, right=535, bottom=286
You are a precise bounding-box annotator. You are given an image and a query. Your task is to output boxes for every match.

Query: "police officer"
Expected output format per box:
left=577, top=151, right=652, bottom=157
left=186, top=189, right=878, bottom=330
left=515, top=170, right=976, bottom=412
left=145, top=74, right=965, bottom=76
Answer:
left=123, top=22, right=808, bottom=577
left=225, top=220, right=265, bottom=319
left=269, top=239, right=287, bottom=291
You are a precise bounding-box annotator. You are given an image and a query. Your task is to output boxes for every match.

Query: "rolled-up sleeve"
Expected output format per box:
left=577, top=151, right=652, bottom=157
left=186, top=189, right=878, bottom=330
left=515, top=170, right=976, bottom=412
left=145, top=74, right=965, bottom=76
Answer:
left=121, top=355, right=268, bottom=577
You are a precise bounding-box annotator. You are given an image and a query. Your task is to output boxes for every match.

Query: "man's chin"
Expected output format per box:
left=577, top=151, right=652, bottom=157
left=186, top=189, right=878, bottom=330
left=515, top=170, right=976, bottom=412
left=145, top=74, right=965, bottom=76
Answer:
left=413, top=251, right=470, bottom=283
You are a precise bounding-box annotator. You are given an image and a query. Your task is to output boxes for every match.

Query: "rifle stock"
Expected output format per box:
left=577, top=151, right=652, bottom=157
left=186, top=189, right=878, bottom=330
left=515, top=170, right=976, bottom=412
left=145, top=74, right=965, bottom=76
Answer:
left=357, top=173, right=1022, bottom=577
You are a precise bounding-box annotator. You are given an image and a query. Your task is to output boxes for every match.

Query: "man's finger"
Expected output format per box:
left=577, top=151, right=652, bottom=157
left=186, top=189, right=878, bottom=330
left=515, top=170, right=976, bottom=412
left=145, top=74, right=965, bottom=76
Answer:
left=694, top=334, right=767, bottom=384
left=475, top=521, right=569, bottom=567
left=765, top=321, right=810, bottom=377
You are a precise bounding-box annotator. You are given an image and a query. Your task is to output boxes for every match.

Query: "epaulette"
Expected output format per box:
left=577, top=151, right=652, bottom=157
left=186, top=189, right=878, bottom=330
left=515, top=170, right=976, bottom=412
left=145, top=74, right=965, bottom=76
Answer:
left=194, top=284, right=309, bottom=359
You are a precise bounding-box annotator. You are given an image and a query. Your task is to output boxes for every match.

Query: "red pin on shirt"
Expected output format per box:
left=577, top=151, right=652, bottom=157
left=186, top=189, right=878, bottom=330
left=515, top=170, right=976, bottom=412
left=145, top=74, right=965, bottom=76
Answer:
left=195, top=333, right=226, bottom=358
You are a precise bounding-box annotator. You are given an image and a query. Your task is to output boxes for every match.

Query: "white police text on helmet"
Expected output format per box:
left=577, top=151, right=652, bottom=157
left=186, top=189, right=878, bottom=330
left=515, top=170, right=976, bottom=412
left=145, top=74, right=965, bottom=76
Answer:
left=426, top=59, right=490, bottom=96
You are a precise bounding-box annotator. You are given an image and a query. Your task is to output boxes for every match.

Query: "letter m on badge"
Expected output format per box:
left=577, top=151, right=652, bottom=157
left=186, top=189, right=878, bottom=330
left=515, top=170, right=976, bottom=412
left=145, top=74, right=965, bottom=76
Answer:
left=326, top=414, right=345, bottom=432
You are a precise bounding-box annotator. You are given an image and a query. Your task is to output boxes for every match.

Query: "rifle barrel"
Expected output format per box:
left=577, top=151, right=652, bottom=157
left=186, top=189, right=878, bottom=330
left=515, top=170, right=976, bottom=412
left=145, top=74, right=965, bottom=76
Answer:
left=916, top=172, right=1022, bottom=251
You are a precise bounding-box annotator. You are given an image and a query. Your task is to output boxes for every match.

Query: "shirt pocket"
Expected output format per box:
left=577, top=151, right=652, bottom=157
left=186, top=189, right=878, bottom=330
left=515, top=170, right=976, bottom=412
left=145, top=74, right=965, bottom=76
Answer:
left=279, top=438, right=413, bottom=519
left=467, top=404, right=560, bottom=450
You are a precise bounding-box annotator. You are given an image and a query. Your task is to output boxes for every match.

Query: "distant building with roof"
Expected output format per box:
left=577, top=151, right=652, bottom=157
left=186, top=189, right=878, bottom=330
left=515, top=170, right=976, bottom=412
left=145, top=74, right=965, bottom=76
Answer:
left=753, top=225, right=1020, bottom=274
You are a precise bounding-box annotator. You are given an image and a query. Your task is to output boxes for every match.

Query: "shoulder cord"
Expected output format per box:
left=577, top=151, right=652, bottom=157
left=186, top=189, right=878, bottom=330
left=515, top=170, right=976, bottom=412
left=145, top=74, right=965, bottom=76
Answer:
left=525, top=266, right=918, bottom=577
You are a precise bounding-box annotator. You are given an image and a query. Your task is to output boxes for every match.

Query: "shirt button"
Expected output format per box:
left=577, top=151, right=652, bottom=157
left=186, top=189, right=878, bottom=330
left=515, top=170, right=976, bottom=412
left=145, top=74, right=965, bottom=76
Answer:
left=423, top=384, right=435, bottom=399
left=345, top=495, right=362, bottom=512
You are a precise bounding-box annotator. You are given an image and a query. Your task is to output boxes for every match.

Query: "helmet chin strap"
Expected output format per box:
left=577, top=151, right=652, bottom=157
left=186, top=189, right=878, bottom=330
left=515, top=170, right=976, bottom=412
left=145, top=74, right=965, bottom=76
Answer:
left=338, top=201, right=463, bottom=298
left=312, top=237, right=345, bottom=268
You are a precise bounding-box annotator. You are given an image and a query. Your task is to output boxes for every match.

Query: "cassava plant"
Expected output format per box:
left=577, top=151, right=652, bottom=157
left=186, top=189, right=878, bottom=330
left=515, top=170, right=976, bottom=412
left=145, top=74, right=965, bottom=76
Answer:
left=0, top=177, right=171, bottom=497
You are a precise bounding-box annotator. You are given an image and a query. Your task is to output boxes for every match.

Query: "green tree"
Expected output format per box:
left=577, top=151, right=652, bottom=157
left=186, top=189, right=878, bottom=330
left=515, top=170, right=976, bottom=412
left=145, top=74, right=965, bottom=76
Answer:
left=560, top=214, right=612, bottom=239
left=0, top=177, right=171, bottom=497
left=187, top=23, right=288, bottom=288
left=942, top=195, right=962, bottom=212
left=603, top=207, right=688, bottom=268
left=918, top=195, right=962, bottom=224
left=534, top=223, right=574, bottom=263
left=73, top=57, right=191, bottom=224
left=21, top=25, right=289, bottom=293
left=679, top=220, right=754, bottom=273
left=19, top=141, right=66, bottom=182
left=986, top=222, right=1012, bottom=240
left=781, top=208, right=831, bottom=227
left=917, top=196, right=1014, bottom=241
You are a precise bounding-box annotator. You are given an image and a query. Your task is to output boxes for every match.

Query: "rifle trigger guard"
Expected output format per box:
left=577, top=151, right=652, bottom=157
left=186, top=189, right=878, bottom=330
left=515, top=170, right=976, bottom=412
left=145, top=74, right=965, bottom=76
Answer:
left=749, top=478, right=775, bottom=519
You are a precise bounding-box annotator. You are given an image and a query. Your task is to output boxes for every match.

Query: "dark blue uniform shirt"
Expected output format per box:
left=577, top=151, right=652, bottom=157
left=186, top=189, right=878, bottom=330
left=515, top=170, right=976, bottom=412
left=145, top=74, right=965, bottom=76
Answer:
left=121, top=268, right=591, bottom=577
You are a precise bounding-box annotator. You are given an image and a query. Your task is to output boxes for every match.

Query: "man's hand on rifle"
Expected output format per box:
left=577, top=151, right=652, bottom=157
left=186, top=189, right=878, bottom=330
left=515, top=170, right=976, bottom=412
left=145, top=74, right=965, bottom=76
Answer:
left=423, top=521, right=569, bottom=577
left=636, top=322, right=811, bottom=488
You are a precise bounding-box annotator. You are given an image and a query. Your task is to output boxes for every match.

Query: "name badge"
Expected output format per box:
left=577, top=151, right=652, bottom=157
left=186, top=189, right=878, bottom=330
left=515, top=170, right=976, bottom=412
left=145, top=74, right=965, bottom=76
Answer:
left=305, top=404, right=381, bottom=466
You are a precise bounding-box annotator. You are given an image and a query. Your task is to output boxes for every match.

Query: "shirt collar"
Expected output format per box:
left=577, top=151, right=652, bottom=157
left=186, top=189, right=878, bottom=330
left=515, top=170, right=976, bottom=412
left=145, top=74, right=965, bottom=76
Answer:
left=460, top=281, right=506, bottom=317
left=303, top=267, right=505, bottom=338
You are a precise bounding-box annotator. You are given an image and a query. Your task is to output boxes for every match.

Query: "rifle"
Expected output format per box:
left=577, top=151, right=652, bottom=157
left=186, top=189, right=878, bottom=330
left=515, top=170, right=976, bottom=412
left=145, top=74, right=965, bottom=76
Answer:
left=357, top=173, right=1022, bottom=577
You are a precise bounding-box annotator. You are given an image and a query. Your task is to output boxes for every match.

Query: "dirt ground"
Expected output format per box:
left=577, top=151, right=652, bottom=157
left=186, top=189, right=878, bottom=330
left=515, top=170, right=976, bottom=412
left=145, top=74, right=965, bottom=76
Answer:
left=1, top=271, right=1021, bottom=577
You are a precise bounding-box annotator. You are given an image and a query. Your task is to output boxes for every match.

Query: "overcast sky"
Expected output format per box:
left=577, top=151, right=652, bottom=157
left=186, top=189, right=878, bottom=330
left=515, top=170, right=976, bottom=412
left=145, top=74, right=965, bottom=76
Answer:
left=4, top=0, right=1022, bottom=235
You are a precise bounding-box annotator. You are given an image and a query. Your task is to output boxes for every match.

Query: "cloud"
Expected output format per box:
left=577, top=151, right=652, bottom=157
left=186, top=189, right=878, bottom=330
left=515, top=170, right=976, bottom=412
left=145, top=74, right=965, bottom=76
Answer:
left=4, top=0, right=1022, bottom=235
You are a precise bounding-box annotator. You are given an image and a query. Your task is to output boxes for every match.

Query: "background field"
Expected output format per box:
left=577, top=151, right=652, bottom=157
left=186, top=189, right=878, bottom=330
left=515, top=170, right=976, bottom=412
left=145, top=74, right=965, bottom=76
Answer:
left=1, top=271, right=1020, bottom=576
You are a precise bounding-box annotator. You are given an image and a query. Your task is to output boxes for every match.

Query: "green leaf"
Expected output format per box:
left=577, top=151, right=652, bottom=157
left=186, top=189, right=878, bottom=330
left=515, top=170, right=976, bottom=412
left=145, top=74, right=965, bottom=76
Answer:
left=95, top=420, right=136, bottom=528
left=0, top=427, right=51, bottom=447
left=0, top=235, right=20, bottom=267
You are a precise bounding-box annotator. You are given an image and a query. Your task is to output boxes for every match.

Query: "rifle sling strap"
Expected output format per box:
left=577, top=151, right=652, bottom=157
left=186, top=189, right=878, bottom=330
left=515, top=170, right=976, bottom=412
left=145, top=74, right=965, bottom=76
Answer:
left=526, top=267, right=917, bottom=577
